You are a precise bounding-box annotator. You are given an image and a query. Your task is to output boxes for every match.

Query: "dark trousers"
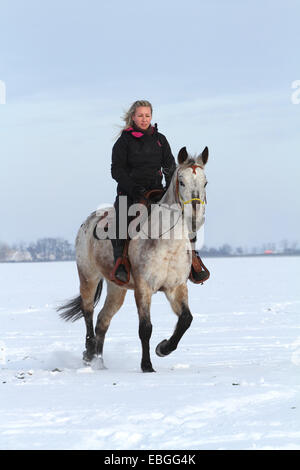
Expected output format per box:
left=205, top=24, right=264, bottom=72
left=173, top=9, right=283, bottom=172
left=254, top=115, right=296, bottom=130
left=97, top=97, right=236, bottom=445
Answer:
left=111, top=194, right=134, bottom=260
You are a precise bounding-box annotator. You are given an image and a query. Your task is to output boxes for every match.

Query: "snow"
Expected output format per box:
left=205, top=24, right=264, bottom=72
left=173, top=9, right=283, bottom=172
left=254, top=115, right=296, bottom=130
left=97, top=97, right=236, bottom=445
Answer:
left=0, top=256, right=300, bottom=450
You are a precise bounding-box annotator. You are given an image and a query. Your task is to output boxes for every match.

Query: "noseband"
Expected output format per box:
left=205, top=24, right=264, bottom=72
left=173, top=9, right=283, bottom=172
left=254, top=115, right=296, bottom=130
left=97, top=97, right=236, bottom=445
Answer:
left=176, top=165, right=206, bottom=208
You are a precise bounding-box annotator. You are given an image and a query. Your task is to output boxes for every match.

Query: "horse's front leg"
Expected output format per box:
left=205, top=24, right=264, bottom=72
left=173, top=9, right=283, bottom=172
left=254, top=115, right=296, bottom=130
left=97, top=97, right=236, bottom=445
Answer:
left=156, top=283, right=193, bottom=357
left=134, top=283, right=155, bottom=373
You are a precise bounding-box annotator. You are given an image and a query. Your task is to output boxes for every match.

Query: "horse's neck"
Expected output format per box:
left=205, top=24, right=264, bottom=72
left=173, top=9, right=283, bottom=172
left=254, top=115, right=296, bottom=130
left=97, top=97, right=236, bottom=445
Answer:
left=145, top=175, right=190, bottom=242
left=159, top=174, right=178, bottom=206
left=158, top=171, right=205, bottom=241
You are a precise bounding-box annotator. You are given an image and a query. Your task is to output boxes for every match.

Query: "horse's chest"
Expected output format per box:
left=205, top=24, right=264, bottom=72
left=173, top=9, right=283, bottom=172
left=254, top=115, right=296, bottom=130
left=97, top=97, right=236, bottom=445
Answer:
left=163, top=248, right=191, bottom=288
left=132, top=242, right=190, bottom=291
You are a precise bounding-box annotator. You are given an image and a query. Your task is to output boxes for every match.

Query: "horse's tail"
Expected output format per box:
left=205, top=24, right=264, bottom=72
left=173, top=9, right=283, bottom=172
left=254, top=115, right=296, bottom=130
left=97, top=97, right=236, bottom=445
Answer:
left=57, top=279, right=103, bottom=322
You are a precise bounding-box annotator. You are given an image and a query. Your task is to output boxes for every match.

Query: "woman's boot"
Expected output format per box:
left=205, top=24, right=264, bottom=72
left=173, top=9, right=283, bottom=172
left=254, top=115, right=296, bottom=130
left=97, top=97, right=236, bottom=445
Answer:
left=110, top=240, right=130, bottom=284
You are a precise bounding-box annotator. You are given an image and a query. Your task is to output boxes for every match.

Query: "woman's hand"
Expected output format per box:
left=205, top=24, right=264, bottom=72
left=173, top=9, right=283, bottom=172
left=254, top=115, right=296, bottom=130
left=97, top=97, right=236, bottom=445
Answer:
left=132, top=186, right=148, bottom=204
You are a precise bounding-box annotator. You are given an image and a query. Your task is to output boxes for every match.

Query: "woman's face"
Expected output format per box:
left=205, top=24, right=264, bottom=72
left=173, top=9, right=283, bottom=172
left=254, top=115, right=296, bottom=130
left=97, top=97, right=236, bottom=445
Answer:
left=132, top=106, right=152, bottom=130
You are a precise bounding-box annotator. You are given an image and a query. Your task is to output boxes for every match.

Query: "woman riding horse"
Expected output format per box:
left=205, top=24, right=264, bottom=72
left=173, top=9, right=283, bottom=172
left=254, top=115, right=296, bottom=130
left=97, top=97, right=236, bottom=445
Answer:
left=110, top=99, right=209, bottom=283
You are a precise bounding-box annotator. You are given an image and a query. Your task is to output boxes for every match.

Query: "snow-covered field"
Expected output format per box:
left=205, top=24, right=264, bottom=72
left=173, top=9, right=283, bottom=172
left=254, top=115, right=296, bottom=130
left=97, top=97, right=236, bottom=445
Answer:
left=1, top=256, right=300, bottom=450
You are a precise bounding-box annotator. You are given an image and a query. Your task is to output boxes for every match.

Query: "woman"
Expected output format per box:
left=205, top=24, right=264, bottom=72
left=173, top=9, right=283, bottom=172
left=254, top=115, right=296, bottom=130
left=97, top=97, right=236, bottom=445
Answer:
left=110, top=100, right=176, bottom=283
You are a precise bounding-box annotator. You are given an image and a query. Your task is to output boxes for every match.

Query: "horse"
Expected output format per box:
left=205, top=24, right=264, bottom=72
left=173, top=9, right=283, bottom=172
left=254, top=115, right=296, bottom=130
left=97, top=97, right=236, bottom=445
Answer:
left=57, top=146, right=209, bottom=372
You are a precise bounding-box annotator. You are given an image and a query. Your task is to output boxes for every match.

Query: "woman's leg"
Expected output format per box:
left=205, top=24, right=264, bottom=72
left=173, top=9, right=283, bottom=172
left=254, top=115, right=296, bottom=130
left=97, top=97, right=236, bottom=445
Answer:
left=110, top=194, right=132, bottom=283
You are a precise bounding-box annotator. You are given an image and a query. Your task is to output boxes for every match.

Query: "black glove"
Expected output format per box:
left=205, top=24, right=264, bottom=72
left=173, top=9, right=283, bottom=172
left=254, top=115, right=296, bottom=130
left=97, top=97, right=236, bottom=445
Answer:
left=131, top=185, right=147, bottom=203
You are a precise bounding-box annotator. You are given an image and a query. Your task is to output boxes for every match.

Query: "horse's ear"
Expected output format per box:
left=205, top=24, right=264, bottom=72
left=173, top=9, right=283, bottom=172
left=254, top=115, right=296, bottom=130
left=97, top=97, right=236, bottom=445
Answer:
left=178, top=146, right=188, bottom=164
left=198, top=146, right=209, bottom=166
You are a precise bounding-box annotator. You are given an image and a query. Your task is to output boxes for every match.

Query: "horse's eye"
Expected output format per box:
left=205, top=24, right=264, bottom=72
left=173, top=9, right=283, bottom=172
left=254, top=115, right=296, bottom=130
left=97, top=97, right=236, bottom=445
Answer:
left=204, top=182, right=208, bottom=187
left=179, top=181, right=185, bottom=187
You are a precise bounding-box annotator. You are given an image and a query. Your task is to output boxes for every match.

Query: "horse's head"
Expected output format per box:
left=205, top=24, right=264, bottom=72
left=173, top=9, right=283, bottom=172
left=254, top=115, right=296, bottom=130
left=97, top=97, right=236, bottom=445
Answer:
left=172, top=146, right=209, bottom=235
left=176, top=145, right=208, bottom=209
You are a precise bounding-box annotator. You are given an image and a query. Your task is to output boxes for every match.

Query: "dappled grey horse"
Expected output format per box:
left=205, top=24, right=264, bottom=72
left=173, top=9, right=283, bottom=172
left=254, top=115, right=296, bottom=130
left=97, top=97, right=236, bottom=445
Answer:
left=58, top=146, right=209, bottom=372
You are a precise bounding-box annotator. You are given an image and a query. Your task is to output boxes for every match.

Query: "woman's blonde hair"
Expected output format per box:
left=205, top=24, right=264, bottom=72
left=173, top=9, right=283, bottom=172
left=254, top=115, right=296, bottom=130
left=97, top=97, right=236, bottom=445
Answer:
left=116, top=100, right=153, bottom=138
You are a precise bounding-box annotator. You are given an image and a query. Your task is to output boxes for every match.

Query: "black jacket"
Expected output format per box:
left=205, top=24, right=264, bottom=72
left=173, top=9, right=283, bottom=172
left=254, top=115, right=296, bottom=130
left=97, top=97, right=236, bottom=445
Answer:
left=111, top=123, right=176, bottom=199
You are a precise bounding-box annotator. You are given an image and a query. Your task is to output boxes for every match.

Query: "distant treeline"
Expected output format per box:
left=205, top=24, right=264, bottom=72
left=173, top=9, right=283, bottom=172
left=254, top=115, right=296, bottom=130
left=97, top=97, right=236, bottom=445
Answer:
left=0, top=238, right=75, bottom=262
left=201, top=241, right=300, bottom=257
left=0, top=238, right=299, bottom=262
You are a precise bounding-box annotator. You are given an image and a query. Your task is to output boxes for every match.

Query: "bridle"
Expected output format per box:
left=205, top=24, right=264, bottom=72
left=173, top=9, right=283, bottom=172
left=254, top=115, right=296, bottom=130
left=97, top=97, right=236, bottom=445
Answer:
left=175, top=164, right=206, bottom=209
left=138, top=164, right=206, bottom=239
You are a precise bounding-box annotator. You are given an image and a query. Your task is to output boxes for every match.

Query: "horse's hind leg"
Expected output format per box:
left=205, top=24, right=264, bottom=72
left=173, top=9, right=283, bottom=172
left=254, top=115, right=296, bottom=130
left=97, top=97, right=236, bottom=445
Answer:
left=156, top=283, right=193, bottom=357
left=134, top=282, right=155, bottom=373
left=78, top=271, right=100, bottom=363
left=94, top=282, right=127, bottom=366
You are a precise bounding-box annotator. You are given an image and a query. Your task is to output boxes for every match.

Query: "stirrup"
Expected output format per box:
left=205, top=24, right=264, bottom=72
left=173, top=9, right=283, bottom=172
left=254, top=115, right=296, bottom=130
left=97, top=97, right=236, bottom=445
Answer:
left=110, top=257, right=130, bottom=286
left=189, top=250, right=210, bottom=284
left=110, top=241, right=131, bottom=286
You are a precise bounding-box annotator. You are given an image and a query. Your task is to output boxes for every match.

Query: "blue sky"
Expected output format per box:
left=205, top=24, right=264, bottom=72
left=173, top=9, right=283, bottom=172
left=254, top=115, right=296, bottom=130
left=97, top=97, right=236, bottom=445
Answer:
left=0, top=0, right=299, bottom=248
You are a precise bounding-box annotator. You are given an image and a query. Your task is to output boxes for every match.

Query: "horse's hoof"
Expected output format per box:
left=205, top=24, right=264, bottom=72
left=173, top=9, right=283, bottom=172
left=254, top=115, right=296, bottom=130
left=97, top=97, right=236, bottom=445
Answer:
left=141, top=363, right=156, bottom=373
left=91, top=355, right=107, bottom=370
left=155, top=339, right=170, bottom=357
left=82, top=350, right=93, bottom=365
